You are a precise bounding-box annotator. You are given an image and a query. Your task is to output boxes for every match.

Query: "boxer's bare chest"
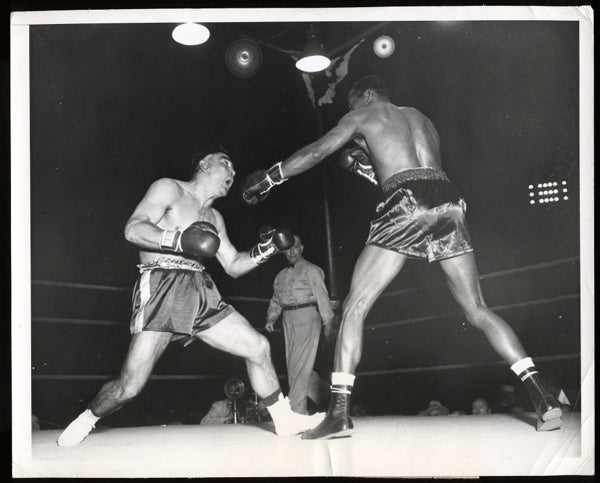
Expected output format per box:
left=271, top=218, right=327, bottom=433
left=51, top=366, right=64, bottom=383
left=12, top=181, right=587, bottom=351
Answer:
left=159, top=191, right=216, bottom=230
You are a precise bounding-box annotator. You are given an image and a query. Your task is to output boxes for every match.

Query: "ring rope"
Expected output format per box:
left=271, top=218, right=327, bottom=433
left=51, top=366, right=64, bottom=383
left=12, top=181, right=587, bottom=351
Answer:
left=381, top=255, right=579, bottom=299
left=32, top=374, right=234, bottom=381
left=369, top=293, right=580, bottom=331
left=32, top=280, right=130, bottom=292
left=32, top=317, right=122, bottom=326
left=31, top=279, right=270, bottom=303
left=356, top=353, right=580, bottom=377
left=31, top=315, right=285, bottom=333
left=31, top=353, right=579, bottom=381
left=33, top=293, right=579, bottom=329
left=31, top=255, right=579, bottom=302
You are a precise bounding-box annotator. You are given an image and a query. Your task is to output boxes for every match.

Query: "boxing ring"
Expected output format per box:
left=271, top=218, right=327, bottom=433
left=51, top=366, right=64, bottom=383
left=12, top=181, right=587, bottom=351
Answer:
left=18, top=254, right=591, bottom=477
left=28, top=412, right=582, bottom=477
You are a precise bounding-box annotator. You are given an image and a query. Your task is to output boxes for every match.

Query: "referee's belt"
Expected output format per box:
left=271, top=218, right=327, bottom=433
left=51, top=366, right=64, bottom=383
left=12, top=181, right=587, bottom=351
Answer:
left=282, top=302, right=318, bottom=312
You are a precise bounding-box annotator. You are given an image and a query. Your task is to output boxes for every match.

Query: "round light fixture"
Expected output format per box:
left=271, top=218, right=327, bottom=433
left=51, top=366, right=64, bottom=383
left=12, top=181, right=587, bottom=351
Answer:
left=225, top=39, right=263, bottom=78
left=172, top=23, right=210, bottom=46
left=296, top=55, right=331, bottom=73
left=373, top=35, right=395, bottom=58
left=295, top=26, right=331, bottom=73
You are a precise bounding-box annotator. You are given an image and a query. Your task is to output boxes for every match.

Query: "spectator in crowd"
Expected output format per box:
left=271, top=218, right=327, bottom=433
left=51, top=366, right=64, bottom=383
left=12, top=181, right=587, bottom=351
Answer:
left=471, top=398, right=492, bottom=415
left=419, top=400, right=450, bottom=416
left=495, top=384, right=525, bottom=414
left=350, top=402, right=367, bottom=417
left=200, top=399, right=234, bottom=425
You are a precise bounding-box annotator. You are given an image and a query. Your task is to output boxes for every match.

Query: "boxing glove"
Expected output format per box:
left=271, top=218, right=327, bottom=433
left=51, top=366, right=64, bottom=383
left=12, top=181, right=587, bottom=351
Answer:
left=250, top=225, right=294, bottom=265
left=160, top=221, right=221, bottom=258
left=241, top=162, right=287, bottom=206
left=339, top=147, right=378, bottom=186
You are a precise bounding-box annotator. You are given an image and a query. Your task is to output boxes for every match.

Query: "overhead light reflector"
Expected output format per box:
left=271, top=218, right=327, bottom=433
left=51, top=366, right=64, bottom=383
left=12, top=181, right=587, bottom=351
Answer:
left=373, top=35, right=395, bottom=58
left=172, top=23, right=210, bottom=46
left=225, top=39, right=263, bottom=78
left=296, top=26, right=331, bottom=73
left=296, top=55, right=331, bottom=73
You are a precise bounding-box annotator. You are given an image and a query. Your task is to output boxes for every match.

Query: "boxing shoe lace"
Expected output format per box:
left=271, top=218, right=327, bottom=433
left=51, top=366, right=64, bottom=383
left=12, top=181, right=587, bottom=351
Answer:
left=302, top=386, right=354, bottom=440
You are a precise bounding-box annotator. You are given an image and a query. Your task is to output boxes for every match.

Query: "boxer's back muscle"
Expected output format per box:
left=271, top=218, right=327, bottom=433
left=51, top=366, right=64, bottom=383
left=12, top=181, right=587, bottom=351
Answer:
left=359, top=104, right=442, bottom=183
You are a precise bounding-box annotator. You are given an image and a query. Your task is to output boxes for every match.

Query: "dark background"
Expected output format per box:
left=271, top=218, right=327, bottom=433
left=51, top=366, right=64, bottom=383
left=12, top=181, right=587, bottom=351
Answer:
left=27, top=19, right=580, bottom=429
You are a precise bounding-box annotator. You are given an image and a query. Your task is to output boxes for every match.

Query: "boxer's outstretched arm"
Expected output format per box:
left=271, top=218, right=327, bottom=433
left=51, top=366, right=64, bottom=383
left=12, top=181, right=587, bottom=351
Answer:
left=280, top=113, right=361, bottom=178
left=241, top=112, right=365, bottom=206
left=124, top=178, right=181, bottom=250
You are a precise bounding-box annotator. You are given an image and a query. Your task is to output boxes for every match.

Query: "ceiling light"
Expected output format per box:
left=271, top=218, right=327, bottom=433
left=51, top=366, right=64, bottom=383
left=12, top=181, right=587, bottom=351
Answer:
left=296, top=26, right=331, bottom=73
left=172, top=23, right=210, bottom=46
left=225, top=39, right=263, bottom=78
left=373, top=35, right=395, bottom=58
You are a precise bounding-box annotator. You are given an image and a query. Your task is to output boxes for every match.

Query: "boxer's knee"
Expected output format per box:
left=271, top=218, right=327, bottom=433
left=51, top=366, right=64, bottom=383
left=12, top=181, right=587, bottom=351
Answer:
left=463, top=302, right=492, bottom=329
left=342, top=293, right=372, bottom=323
left=247, top=333, right=271, bottom=364
left=115, top=375, right=146, bottom=403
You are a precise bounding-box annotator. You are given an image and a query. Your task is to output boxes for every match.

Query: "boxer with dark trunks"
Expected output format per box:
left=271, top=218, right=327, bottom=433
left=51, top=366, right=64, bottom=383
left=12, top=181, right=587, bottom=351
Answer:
left=367, top=167, right=473, bottom=262
left=241, top=75, right=563, bottom=439
left=57, top=147, right=324, bottom=447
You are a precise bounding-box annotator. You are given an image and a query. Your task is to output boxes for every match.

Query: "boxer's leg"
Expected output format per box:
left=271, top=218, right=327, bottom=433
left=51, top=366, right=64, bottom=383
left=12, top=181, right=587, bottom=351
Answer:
left=438, top=252, right=526, bottom=363
left=90, top=331, right=172, bottom=415
left=196, top=311, right=278, bottom=397
left=335, top=245, right=408, bottom=372
left=196, top=311, right=324, bottom=436
left=439, top=252, right=562, bottom=430
left=58, top=331, right=172, bottom=446
left=303, top=245, right=408, bottom=439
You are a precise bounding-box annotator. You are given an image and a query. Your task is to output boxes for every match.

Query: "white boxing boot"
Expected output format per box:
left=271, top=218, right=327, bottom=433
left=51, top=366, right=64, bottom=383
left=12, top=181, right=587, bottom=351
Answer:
left=267, top=394, right=325, bottom=436
left=57, top=409, right=99, bottom=447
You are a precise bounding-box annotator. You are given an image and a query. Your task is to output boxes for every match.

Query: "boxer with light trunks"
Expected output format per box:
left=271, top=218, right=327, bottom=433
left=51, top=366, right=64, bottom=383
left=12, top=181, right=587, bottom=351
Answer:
left=241, top=75, right=563, bottom=439
left=57, top=147, right=324, bottom=447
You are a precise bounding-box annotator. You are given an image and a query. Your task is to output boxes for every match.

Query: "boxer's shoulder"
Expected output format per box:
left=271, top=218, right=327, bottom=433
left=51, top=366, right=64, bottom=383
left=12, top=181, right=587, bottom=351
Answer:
left=149, top=177, right=185, bottom=196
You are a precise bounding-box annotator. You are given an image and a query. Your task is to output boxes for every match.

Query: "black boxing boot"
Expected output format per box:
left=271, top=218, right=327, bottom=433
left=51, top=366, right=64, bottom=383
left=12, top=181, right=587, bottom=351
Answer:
left=511, top=357, right=563, bottom=431
left=301, top=385, right=354, bottom=439
left=519, top=368, right=563, bottom=431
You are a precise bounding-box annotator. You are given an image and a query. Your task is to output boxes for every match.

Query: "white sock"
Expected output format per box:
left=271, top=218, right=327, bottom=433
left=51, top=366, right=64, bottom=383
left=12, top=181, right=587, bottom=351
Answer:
left=510, top=357, right=535, bottom=376
left=331, top=372, right=355, bottom=387
left=80, top=409, right=100, bottom=425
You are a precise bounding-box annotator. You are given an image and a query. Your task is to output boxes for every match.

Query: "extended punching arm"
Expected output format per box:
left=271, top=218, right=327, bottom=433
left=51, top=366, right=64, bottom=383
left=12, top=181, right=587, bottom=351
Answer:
left=241, top=163, right=288, bottom=206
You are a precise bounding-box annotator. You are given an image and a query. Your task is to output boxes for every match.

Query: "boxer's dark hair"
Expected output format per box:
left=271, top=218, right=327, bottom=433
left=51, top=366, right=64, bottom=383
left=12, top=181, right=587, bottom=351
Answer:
left=191, top=144, right=234, bottom=175
left=348, top=75, right=390, bottom=100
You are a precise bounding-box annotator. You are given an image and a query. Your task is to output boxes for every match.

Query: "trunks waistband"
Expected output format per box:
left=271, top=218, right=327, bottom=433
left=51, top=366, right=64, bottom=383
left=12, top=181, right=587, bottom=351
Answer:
left=382, top=168, right=449, bottom=195
left=282, top=302, right=318, bottom=312
left=137, top=256, right=205, bottom=273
